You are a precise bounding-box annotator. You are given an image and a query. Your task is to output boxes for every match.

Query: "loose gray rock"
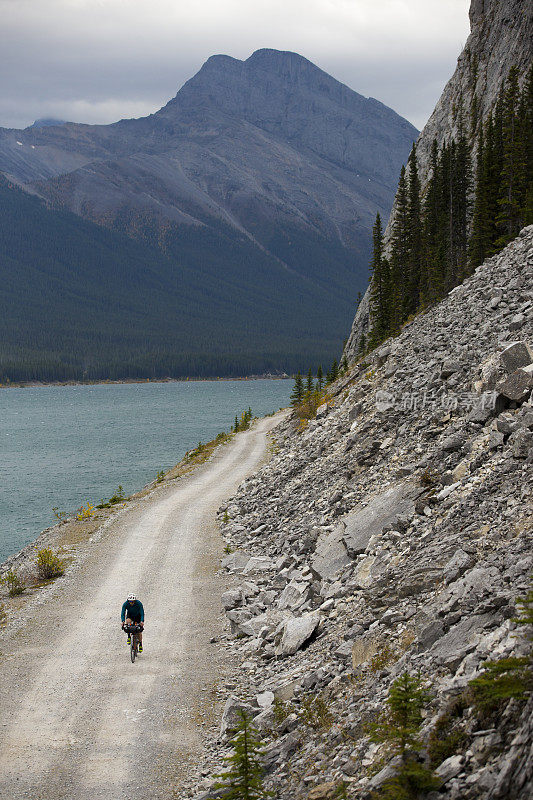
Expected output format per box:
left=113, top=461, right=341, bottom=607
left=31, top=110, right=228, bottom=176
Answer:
left=500, top=341, right=533, bottom=373
left=276, top=613, right=320, bottom=656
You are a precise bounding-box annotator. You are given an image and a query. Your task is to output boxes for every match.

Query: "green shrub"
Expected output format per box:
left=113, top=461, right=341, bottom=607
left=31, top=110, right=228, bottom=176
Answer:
left=369, top=643, right=396, bottom=672
left=36, top=548, right=65, bottom=580
left=272, top=697, right=292, bottom=727
left=419, top=469, right=440, bottom=487
left=370, top=672, right=439, bottom=799
left=468, top=657, right=532, bottom=711
left=0, top=568, right=26, bottom=596
left=372, top=760, right=440, bottom=800
left=300, top=694, right=333, bottom=730
left=97, top=485, right=127, bottom=508
left=428, top=695, right=468, bottom=767
left=468, top=583, right=533, bottom=713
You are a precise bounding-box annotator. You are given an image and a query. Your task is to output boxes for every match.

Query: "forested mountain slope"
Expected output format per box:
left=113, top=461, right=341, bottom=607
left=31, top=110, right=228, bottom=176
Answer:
left=0, top=50, right=417, bottom=379
left=0, top=178, right=359, bottom=381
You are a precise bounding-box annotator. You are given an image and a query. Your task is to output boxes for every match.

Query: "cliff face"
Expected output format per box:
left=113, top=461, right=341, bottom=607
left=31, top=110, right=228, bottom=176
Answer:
left=195, top=227, right=533, bottom=800
left=344, top=0, right=533, bottom=360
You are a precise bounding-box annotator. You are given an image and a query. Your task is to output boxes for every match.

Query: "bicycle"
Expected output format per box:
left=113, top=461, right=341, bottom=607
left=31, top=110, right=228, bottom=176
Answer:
left=124, top=622, right=143, bottom=663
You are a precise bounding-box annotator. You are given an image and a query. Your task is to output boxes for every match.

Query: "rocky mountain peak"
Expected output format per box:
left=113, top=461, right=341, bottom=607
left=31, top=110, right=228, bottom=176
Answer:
left=0, top=49, right=418, bottom=379
left=159, top=47, right=417, bottom=188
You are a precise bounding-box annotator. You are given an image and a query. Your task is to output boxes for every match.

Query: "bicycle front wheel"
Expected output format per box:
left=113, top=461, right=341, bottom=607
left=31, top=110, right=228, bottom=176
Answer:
left=130, top=634, right=136, bottom=663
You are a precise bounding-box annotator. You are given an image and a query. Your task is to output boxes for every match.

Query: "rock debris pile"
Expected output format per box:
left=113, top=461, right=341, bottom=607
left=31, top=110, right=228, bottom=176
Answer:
left=193, top=228, right=533, bottom=799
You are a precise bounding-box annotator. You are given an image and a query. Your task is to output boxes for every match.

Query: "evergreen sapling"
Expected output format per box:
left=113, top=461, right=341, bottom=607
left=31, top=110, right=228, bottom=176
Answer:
left=213, top=710, right=269, bottom=799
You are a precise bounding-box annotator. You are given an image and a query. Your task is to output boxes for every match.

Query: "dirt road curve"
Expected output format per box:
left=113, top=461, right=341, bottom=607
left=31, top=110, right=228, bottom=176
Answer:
left=0, top=415, right=282, bottom=800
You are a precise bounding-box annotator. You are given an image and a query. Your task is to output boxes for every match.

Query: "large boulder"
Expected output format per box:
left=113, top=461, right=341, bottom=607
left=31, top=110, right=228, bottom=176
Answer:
left=495, top=369, right=533, bottom=403
left=311, top=524, right=352, bottom=581
left=276, top=613, right=320, bottom=656
left=242, top=556, right=274, bottom=574
left=430, top=613, right=493, bottom=670
left=440, top=358, right=462, bottom=379
left=277, top=579, right=311, bottom=611
left=220, top=695, right=255, bottom=737
left=307, top=783, right=338, bottom=800
left=221, top=550, right=252, bottom=572
left=509, top=428, right=533, bottom=459
left=500, top=341, right=533, bottom=373
left=341, top=483, right=421, bottom=557
left=221, top=588, right=244, bottom=610
left=351, top=635, right=380, bottom=667
left=441, top=432, right=467, bottom=452
left=237, top=609, right=292, bottom=638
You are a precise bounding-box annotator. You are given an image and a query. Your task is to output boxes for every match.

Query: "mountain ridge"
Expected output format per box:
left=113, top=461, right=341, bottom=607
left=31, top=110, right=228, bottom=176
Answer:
left=0, top=49, right=417, bottom=379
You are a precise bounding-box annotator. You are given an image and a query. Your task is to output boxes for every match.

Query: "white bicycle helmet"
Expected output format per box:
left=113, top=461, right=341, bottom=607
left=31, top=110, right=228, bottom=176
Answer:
left=127, top=593, right=136, bottom=601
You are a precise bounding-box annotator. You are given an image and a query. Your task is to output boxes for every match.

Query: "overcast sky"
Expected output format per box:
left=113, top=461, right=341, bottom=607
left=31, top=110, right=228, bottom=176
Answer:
left=1, top=0, right=471, bottom=131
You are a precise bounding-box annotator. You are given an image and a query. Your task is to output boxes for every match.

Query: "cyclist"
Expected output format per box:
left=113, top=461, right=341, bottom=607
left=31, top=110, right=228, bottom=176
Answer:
left=121, top=593, right=144, bottom=652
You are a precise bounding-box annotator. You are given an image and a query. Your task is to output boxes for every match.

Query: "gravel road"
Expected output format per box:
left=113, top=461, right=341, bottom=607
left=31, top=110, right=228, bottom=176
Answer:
left=0, top=414, right=282, bottom=799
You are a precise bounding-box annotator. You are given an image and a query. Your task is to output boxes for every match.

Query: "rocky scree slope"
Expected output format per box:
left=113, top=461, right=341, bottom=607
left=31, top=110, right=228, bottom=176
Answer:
left=192, top=228, right=533, bottom=800
left=345, top=0, right=533, bottom=358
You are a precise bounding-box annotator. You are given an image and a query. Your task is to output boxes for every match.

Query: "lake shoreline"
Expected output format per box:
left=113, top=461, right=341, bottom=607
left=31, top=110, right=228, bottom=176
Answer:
left=0, top=381, right=289, bottom=568
left=0, top=414, right=273, bottom=575
left=0, top=374, right=290, bottom=390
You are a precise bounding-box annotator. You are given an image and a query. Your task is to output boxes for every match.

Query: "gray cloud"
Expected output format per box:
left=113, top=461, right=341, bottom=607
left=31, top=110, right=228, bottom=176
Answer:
left=1, top=0, right=470, bottom=130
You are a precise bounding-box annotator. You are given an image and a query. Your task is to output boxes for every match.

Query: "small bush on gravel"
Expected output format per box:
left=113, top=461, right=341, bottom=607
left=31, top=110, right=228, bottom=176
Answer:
left=36, top=548, right=65, bottom=580
left=300, top=694, right=333, bottom=730
left=0, top=568, right=26, bottom=596
left=97, top=485, right=127, bottom=508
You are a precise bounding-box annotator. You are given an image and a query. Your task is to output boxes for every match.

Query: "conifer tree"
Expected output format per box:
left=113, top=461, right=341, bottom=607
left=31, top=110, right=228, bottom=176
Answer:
left=290, top=372, right=304, bottom=405
left=483, top=111, right=503, bottom=252
left=370, top=673, right=439, bottom=799
left=368, top=213, right=390, bottom=347
left=305, top=368, right=314, bottom=395
left=406, top=144, right=423, bottom=315
left=421, top=139, right=443, bottom=305
left=468, top=121, right=492, bottom=269
left=213, top=710, right=268, bottom=800
left=234, top=415, right=240, bottom=433
left=522, top=66, right=533, bottom=226
left=388, top=166, right=410, bottom=331
left=452, top=119, right=472, bottom=281
left=316, top=365, right=324, bottom=392
left=496, top=67, right=523, bottom=246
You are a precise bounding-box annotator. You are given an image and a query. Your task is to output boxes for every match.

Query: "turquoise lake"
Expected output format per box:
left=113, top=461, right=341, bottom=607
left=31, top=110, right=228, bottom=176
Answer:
left=0, top=380, right=289, bottom=563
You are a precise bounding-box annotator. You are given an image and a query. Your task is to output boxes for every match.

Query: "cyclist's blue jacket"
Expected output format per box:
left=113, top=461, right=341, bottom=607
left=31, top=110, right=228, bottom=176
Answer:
left=121, top=599, right=144, bottom=622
